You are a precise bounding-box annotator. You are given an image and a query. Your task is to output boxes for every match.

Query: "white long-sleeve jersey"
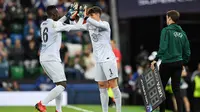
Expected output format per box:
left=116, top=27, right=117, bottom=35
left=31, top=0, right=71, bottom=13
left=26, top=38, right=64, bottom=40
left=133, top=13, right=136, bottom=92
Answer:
left=78, top=17, right=116, bottom=63
left=40, top=17, right=82, bottom=62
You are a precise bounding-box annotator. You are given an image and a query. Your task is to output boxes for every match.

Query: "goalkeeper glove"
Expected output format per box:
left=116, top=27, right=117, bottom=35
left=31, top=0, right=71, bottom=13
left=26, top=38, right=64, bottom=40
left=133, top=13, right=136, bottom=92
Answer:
left=78, top=5, right=87, bottom=18
left=78, top=6, right=84, bottom=18
left=65, top=2, right=78, bottom=19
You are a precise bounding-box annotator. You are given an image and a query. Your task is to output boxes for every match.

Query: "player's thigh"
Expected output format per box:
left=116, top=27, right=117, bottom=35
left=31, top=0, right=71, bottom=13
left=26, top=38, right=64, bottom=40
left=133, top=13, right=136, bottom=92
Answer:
left=40, top=61, right=66, bottom=83
left=98, top=81, right=109, bottom=88
left=102, top=60, right=118, bottom=81
left=108, top=78, right=118, bottom=88
left=95, top=63, right=107, bottom=82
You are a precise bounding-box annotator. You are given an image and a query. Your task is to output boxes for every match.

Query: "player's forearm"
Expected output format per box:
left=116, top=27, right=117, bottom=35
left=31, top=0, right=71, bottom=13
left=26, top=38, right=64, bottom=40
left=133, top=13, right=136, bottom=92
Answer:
left=69, top=18, right=86, bottom=31
left=87, top=17, right=107, bottom=29
left=70, top=20, right=76, bottom=25
left=63, top=25, right=84, bottom=32
left=77, top=18, right=84, bottom=25
left=75, top=18, right=87, bottom=31
left=67, top=18, right=84, bottom=26
left=55, top=18, right=86, bottom=32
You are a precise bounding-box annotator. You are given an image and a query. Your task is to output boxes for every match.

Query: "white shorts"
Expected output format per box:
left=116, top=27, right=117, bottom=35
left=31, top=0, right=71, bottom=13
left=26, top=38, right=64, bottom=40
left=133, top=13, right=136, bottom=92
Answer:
left=40, top=61, right=66, bottom=83
left=95, top=59, right=118, bottom=81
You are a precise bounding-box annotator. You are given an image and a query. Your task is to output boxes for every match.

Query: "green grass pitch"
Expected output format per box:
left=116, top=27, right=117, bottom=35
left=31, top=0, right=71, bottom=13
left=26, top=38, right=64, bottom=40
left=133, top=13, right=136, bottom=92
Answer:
left=0, top=105, right=172, bottom=112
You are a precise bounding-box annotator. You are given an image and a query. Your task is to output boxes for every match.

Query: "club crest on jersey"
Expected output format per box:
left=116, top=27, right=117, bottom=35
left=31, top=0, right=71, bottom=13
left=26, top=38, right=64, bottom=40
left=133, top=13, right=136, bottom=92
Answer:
left=91, top=33, right=98, bottom=42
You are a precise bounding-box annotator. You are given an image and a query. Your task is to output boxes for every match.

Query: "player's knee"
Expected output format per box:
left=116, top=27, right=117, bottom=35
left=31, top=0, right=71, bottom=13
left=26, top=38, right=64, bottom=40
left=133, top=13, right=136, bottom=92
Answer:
left=108, top=78, right=118, bottom=88
left=56, top=81, right=67, bottom=89
left=98, top=82, right=107, bottom=88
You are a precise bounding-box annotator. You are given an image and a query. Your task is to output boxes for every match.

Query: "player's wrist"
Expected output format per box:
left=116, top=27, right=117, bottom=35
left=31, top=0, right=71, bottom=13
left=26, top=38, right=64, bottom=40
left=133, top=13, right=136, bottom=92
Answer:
left=84, top=16, right=89, bottom=20
left=65, top=10, right=72, bottom=18
left=70, top=18, right=75, bottom=21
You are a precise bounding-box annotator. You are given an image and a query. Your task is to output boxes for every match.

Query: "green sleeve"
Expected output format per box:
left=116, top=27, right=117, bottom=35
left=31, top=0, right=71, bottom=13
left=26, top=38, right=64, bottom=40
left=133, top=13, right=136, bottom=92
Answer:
left=156, top=29, right=168, bottom=60
left=183, top=35, right=191, bottom=64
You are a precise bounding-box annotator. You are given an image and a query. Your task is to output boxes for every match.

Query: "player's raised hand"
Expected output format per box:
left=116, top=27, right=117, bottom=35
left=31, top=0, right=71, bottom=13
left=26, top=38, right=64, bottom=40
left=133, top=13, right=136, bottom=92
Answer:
left=84, top=5, right=88, bottom=17
left=74, top=2, right=79, bottom=10
left=66, top=2, right=79, bottom=18
left=71, top=11, right=78, bottom=19
left=78, top=5, right=85, bottom=18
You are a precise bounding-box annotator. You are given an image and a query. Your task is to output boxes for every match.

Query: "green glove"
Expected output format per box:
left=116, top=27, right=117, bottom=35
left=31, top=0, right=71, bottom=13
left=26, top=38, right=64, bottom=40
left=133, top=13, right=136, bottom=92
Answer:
left=78, top=6, right=84, bottom=18
left=78, top=5, right=87, bottom=18
left=66, top=3, right=78, bottom=18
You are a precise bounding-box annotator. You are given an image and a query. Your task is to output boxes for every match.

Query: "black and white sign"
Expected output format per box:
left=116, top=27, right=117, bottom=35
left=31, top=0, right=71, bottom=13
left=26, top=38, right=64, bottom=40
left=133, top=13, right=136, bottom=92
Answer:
left=118, top=0, right=200, bottom=18
left=139, top=66, right=166, bottom=112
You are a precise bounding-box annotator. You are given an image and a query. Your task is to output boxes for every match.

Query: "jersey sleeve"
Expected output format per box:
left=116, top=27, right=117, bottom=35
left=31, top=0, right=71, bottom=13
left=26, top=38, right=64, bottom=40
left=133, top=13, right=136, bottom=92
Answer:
left=79, top=24, right=88, bottom=31
left=156, top=29, right=169, bottom=60
left=40, top=22, right=44, bottom=28
left=54, top=18, right=84, bottom=32
left=182, top=34, right=191, bottom=64
left=86, top=17, right=109, bottom=30
left=69, top=20, right=76, bottom=25
left=72, top=18, right=88, bottom=31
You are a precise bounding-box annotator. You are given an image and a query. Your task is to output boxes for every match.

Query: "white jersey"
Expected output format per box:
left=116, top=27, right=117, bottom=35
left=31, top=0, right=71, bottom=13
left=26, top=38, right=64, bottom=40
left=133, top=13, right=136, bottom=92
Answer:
left=40, top=18, right=82, bottom=62
left=79, top=18, right=116, bottom=62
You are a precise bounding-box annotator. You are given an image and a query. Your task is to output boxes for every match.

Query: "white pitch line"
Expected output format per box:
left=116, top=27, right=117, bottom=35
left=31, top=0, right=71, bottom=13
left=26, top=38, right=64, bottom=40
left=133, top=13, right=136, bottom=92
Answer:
left=66, top=105, right=94, bottom=112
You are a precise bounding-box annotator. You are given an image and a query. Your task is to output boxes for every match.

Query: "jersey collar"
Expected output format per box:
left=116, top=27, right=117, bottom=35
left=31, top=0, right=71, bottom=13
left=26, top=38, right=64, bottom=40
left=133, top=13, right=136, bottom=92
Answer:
left=47, top=18, right=54, bottom=21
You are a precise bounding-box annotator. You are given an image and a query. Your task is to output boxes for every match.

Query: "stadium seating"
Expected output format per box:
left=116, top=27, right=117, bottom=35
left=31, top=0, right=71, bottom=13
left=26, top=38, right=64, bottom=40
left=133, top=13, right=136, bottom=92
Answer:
left=11, top=66, right=24, bottom=79
left=0, top=67, right=9, bottom=78
left=24, top=67, right=41, bottom=78
left=10, top=33, right=23, bottom=44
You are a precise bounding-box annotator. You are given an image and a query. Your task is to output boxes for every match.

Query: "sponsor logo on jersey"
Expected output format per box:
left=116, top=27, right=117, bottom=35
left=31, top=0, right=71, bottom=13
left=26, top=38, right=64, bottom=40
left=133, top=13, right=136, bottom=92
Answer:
left=91, top=33, right=98, bottom=42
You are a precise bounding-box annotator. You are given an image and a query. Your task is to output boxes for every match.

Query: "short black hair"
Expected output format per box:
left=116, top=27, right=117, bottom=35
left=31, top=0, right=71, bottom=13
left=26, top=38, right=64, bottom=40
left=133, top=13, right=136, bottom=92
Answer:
left=87, top=6, right=102, bottom=15
left=167, top=10, right=180, bottom=23
left=46, top=5, right=57, bottom=17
